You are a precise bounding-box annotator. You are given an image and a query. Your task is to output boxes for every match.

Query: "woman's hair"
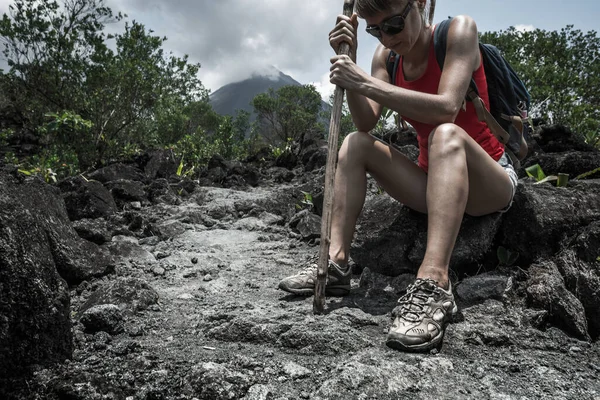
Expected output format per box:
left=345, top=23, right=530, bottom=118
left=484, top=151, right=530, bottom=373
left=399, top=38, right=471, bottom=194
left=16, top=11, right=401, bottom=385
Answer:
left=355, top=0, right=436, bottom=26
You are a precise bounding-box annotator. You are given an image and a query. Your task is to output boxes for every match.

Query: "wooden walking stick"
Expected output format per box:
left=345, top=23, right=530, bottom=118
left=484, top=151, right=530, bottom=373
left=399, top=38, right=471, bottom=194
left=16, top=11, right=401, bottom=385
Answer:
left=313, top=0, right=355, bottom=314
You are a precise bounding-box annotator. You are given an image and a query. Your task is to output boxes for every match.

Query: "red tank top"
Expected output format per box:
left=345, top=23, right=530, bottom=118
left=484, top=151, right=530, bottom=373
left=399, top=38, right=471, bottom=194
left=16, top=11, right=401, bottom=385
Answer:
left=395, top=26, right=504, bottom=172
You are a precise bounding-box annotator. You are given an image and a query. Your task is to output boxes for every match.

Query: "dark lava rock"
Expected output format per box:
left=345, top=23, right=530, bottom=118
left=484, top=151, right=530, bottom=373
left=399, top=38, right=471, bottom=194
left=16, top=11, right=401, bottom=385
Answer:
left=105, top=179, right=147, bottom=203
left=526, top=260, right=589, bottom=340
left=456, top=273, right=509, bottom=303
left=59, top=176, right=117, bottom=221
left=79, top=277, right=159, bottom=315
left=0, top=172, right=73, bottom=378
left=143, top=149, right=179, bottom=179
left=80, top=304, right=125, bottom=334
left=351, top=194, right=502, bottom=276
left=72, top=218, right=112, bottom=244
left=501, top=180, right=600, bottom=263
left=86, top=163, right=146, bottom=183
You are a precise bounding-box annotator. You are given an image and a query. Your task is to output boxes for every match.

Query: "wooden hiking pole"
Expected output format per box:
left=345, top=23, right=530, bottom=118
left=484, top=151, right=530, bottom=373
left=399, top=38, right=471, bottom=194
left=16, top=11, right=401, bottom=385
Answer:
left=313, top=0, right=355, bottom=314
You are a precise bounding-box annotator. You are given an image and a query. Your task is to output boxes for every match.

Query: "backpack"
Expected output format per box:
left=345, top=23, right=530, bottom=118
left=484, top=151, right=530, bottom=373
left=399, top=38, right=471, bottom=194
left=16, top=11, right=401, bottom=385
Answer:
left=386, top=18, right=532, bottom=168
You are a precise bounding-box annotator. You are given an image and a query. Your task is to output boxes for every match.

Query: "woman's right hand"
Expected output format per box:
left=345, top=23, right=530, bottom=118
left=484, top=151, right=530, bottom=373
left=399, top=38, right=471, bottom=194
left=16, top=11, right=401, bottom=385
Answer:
left=329, top=13, right=359, bottom=62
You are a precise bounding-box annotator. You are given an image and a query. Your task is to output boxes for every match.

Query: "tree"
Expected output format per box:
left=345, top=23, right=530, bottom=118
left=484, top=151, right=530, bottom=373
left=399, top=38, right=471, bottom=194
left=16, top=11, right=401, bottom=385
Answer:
left=480, top=26, right=600, bottom=144
left=0, top=0, right=210, bottom=170
left=252, top=84, right=325, bottom=152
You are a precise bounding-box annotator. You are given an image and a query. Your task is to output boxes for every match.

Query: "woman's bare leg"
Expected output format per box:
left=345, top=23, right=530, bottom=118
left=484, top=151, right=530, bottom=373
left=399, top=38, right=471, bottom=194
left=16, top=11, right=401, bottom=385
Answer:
left=329, top=131, right=428, bottom=265
left=418, top=123, right=514, bottom=287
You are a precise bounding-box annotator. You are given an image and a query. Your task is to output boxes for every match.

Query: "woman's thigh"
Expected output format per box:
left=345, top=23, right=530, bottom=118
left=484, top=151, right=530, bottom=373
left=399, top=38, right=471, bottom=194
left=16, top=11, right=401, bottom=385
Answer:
left=428, top=124, right=514, bottom=216
left=344, top=131, right=428, bottom=214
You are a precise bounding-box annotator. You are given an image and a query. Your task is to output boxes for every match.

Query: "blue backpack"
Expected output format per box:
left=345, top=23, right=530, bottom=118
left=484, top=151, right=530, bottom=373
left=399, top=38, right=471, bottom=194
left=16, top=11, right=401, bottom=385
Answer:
left=386, top=18, right=532, bottom=167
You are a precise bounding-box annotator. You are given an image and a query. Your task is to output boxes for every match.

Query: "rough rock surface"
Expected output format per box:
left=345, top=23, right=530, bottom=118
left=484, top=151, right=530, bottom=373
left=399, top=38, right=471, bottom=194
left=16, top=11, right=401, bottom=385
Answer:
left=0, top=171, right=73, bottom=379
left=2, top=126, right=600, bottom=399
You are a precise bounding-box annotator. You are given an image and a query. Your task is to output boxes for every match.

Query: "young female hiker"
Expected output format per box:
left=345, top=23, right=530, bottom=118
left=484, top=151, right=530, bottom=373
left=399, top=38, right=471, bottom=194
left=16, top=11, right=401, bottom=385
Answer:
left=278, top=0, right=518, bottom=352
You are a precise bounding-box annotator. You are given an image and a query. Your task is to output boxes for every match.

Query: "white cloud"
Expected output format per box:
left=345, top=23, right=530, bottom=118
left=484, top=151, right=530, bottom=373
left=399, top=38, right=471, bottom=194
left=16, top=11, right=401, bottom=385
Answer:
left=310, top=72, right=336, bottom=103
left=514, top=24, right=535, bottom=33
left=104, top=0, right=352, bottom=92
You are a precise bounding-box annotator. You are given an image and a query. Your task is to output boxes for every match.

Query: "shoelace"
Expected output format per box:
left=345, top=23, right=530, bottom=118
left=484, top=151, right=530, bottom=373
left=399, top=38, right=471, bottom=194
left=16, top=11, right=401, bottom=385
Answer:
left=298, top=263, right=318, bottom=276
left=393, top=278, right=440, bottom=322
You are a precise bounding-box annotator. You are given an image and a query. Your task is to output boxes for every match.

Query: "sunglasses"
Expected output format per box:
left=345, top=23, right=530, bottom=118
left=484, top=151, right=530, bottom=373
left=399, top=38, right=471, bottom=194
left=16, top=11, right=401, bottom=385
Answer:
left=365, top=0, right=413, bottom=38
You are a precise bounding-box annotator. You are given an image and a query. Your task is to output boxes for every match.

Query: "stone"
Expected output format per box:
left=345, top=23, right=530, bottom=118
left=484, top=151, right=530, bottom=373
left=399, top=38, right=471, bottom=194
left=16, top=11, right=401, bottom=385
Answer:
left=59, top=176, right=117, bottom=220
left=283, top=361, right=311, bottom=379
left=526, top=260, right=589, bottom=340
left=79, top=277, right=159, bottom=315
left=456, top=273, right=509, bottom=303
left=80, top=304, right=125, bottom=335
left=87, top=163, right=146, bottom=183
left=0, top=172, right=73, bottom=378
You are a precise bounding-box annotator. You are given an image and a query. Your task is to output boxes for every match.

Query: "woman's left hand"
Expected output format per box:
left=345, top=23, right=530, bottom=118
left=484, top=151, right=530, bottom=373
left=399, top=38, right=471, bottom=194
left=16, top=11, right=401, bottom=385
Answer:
left=329, top=54, right=370, bottom=92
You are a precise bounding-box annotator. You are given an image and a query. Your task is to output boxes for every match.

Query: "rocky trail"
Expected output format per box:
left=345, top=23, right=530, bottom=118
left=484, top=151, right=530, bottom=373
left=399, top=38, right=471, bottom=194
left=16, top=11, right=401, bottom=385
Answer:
left=2, top=125, right=600, bottom=399
left=11, top=181, right=597, bottom=400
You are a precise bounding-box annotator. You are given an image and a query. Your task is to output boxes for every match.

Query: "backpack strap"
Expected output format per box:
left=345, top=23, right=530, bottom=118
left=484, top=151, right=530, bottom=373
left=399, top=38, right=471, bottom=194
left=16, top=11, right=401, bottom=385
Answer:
left=386, top=50, right=401, bottom=84
left=433, top=18, right=478, bottom=97
left=433, top=17, right=524, bottom=165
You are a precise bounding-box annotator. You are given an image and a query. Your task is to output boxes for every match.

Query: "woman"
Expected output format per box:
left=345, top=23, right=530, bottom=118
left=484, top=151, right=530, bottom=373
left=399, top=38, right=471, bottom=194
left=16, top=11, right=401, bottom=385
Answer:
left=279, top=0, right=518, bottom=352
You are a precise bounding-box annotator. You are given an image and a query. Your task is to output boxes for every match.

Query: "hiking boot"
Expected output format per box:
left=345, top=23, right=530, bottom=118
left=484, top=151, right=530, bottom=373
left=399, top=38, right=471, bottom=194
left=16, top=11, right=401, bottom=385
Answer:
left=278, top=259, right=351, bottom=296
left=386, top=278, right=457, bottom=352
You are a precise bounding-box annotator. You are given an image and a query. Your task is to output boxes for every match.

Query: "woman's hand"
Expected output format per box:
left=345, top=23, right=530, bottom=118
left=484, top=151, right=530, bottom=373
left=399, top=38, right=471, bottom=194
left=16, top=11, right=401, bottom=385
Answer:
left=329, top=54, right=370, bottom=92
left=329, top=13, right=359, bottom=62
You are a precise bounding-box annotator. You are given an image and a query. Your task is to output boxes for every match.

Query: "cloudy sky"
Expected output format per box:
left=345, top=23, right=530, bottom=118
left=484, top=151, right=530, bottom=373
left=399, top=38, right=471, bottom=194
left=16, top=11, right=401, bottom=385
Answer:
left=1, top=0, right=598, bottom=100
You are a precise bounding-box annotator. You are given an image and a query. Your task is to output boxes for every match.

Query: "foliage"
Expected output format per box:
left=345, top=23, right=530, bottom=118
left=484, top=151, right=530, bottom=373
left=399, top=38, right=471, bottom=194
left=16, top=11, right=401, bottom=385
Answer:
left=169, top=110, right=257, bottom=175
left=252, top=84, right=325, bottom=152
left=480, top=26, right=600, bottom=144
left=497, top=246, right=519, bottom=267
left=0, top=0, right=209, bottom=170
left=525, top=163, right=569, bottom=187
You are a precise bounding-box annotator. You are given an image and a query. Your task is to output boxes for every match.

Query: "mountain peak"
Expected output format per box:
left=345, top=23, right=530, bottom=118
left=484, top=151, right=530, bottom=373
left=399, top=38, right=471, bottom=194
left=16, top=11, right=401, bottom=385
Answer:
left=209, top=67, right=301, bottom=118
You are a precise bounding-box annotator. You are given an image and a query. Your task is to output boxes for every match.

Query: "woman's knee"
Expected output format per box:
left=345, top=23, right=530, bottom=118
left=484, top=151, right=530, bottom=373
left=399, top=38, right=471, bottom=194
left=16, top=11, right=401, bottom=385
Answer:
left=339, top=131, right=374, bottom=162
left=428, top=123, right=467, bottom=156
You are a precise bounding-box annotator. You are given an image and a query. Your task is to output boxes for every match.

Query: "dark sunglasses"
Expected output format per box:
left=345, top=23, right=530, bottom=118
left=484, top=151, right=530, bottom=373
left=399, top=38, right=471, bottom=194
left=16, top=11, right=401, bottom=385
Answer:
left=365, top=0, right=413, bottom=38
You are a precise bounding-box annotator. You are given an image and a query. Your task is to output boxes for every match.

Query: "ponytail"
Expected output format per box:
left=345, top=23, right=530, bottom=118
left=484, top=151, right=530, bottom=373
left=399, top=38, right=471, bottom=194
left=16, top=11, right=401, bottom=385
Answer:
left=422, top=0, right=436, bottom=26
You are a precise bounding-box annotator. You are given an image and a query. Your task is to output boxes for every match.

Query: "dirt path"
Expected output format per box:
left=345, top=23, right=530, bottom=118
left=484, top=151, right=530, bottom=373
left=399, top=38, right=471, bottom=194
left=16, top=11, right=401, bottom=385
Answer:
left=24, top=184, right=600, bottom=400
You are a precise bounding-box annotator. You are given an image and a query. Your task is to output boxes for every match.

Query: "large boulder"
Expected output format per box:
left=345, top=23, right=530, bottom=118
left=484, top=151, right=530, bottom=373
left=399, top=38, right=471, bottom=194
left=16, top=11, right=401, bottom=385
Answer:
left=500, top=180, right=600, bottom=263
left=0, top=171, right=72, bottom=378
left=58, top=176, right=117, bottom=221
left=351, top=194, right=503, bottom=276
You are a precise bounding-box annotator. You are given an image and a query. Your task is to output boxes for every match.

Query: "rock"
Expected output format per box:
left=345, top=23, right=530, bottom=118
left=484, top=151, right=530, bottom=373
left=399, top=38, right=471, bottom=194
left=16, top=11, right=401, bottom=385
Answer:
left=456, top=273, right=509, bottom=303
left=105, top=240, right=157, bottom=264
left=522, top=151, right=600, bottom=179
left=80, top=304, right=125, bottom=335
left=555, top=246, right=600, bottom=339
left=289, top=209, right=321, bottom=240
left=186, top=362, right=252, bottom=399
left=283, top=361, right=311, bottom=379
left=275, top=151, right=298, bottom=170
left=58, top=176, right=117, bottom=220
left=105, top=179, right=147, bottom=203
left=243, top=384, right=272, bottom=400
left=79, top=277, right=159, bottom=315
left=534, top=124, right=597, bottom=153
left=147, top=178, right=179, bottom=205
left=143, top=149, right=179, bottom=179
left=48, top=233, right=115, bottom=285
left=0, top=172, right=73, bottom=378
left=526, top=260, right=590, bottom=340
left=86, top=163, right=146, bottom=183
left=351, top=194, right=502, bottom=276
left=72, top=218, right=112, bottom=244
left=149, top=220, right=187, bottom=240
left=501, top=180, right=600, bottom=263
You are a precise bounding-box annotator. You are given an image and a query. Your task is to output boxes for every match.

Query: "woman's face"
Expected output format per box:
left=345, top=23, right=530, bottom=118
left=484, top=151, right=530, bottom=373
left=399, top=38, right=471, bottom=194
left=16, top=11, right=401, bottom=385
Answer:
left=364, top=0, right=424, bottom=53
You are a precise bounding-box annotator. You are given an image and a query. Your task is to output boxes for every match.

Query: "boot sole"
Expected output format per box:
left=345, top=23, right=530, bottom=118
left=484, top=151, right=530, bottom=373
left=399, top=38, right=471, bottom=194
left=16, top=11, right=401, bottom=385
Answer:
left=278, top=283, right=350, bottom=297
